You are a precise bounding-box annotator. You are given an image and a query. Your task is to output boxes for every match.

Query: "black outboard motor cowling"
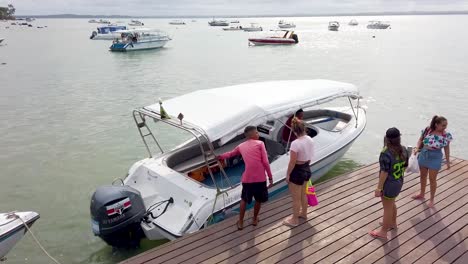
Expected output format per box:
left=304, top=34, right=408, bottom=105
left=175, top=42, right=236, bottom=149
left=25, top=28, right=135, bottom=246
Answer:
left=90, top=185, right=146, bottom=248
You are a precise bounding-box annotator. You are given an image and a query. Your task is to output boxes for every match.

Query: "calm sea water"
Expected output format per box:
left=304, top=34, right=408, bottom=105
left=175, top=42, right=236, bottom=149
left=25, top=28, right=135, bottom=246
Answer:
left=0, top=15, right=467, bottom=263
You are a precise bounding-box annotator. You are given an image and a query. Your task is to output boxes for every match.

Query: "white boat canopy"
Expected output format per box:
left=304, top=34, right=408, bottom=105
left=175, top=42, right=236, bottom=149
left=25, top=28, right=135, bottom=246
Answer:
left=144, top=80, right=359, bottom=144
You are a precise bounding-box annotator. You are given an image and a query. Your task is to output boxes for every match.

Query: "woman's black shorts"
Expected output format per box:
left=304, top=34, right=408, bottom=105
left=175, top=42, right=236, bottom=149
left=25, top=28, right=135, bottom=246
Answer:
left=290, top=163, right=312, bottom=185
left=241, top=181, right=268, bottom=204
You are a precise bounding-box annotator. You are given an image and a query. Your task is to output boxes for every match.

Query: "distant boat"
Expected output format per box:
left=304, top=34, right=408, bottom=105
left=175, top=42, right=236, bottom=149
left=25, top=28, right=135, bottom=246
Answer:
left=230, top=20, right=240, bottom=23
left=222, top=26, right=243, bottom=31
left=242, top=23, right=263, bottom=32
left=89, top=19, right=111, bottom=24
left=278, top=20, right=296, bottom=29
left=367, top=21, right=390, bottom=29
left=248, top=30, right=298, bottom=46
left=90, top=25, right=127, bottom=40
left=1, top=211, right=40, bottom=259
left=208, top=19, right=229, bottom=26
left=348, top=19, right=358, bottom=26
left=129, top=20, right=144, bottom=26
left=328, top=21, right=340, bottom=31
left=109, top=29, right=171, bottom=52
left=169, top=20, right=186, bottom=25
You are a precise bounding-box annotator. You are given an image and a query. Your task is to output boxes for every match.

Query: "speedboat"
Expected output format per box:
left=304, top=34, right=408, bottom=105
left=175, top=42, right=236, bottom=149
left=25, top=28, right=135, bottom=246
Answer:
left=242, top=23, right=263, bottom=32
left=1, top=211, right=40, bottom=259
left=222, top=26, right=243, bottom=31
left=367, top=21, right=390, bottom=29
left=208, top=19, right=229, bottom=26
left=90, top=25, right=127, bottom=40
left=169, top=20, right=186, bottom=25
left=348, top=19, right=359, bottom=26
left=90, top=80, right=366, bottom=246
left=278, top=20, right=296, bottom=29
left=129, top=20, right=144, bottom=26
left=248, top=30, right=298, bottom=45
left=109, top=29, right=171, bottom=52
left=328, top=21, right=340, bottom=31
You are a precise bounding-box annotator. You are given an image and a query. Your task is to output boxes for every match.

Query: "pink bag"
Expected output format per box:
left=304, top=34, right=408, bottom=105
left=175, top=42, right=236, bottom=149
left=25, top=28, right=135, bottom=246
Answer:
left=306, top=179, right=319, bottom=206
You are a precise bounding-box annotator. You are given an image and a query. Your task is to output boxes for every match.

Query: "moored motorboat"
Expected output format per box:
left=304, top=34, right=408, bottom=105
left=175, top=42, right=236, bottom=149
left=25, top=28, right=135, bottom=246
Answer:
left=248, top=30, right=298, bottom=45
left=129, top=20, right=144, bottom=26
left=367, top=21, right=390, bottom=29
left=109, top=29, right=171, bottom=52
left=90, top=25, right=127, bottom=40
left=208, top=19, right=229, bottom=26
left=90, top=80, right=366, bottom=246
left=242, top=23, right=263, bottom=32
left=328, top=21, right=340, bottom=31
left=1, top=211, right=40, bottom=259
left=348, top=19, right=359, bottom=26
left=169, top=20, right=186, bottom=25
left=278, top=20, right=296, bottom=29
left=222, top=26, right=243, bottom=31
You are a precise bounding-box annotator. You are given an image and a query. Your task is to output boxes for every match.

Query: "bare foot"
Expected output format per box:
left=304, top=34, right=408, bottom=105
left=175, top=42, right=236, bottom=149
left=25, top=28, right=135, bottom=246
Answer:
left=369, top=230, right=388, bottom=240
left=252, top=218, right=259, bottom=226
left=379, top=222, right=398, bottom=230
left=428, top=200, right=435, bottom=208
left=283, top=217, right=299, bottom=227
left=412, top=194, right=425, bottom=200
left=299, top=213, right=308, bottom=220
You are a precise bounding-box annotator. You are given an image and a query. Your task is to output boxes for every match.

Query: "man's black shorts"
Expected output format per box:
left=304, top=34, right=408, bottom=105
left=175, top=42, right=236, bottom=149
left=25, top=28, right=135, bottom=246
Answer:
left=241, top=181, right=268, bottom=204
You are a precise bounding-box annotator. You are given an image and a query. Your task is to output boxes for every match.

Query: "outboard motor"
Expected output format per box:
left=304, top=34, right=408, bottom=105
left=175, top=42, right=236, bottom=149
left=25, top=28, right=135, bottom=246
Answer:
left=291, top=34, right=299, bottom=43
left=90, top=31, right=97, bottom=39
left=90, top=185, right=146, bottom=248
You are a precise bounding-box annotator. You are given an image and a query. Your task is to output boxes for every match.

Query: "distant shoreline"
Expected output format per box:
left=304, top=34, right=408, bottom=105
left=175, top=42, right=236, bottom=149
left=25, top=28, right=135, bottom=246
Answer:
left=15, top=10, right=468, bottom=19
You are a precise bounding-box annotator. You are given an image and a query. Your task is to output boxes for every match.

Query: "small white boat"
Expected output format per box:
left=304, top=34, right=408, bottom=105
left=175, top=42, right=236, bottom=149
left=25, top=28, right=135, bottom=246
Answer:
left=249, top=30, right=298, bottom=45
left=129, top=20, right=144, bottom=26
left=367, top=21, right=390, bottom=29
left=1, top=211, right=40, bottom=259
left=208, top=19, right=229, bottom=26
left=109, top=29, right=171, bottom=52
left=169, top=20, right=186, bottom=25
left=90, top=79, right=366, bottom=246
left=242, top=23, right=263, bottom=32
left=328, top=21, right=340, bottom=31
left=278, top=20, right=296, bottom=29
left=90, top=25, right=127, bottom=40
left=222, top=26, right=243, bottom=31
left=348, top=19, right=359, bottom=26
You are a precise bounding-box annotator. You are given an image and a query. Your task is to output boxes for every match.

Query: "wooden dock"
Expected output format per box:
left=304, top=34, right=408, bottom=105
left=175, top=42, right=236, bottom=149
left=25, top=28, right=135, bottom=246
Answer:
left=122, top=158, right=468, bottom=264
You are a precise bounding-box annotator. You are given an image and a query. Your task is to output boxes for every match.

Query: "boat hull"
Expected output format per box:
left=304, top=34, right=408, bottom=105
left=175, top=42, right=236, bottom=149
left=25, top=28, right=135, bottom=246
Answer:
left=278, top=25, right=296, bottom=29
left=110, top=40, right=169, bottom=52
left=91, top=34, right=117, bottom=40
left=248, top=38, right=296, bottom=45
left=243, top=28, right=262, bottom=32
left=367, top=25, right=390, bottom=29
left=0, top=212, right=40, bottom=259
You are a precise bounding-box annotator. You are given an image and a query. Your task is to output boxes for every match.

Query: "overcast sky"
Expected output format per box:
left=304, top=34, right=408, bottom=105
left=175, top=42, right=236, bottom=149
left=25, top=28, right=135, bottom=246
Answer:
left=2, top=0, right=468, bottom=16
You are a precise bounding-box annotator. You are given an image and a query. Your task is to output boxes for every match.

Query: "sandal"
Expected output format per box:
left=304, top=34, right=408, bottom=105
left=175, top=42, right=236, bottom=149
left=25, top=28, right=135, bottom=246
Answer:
left=236, top=221, right=243, bottom=230
left=283, top=218, right=299, bottom=228
left=412, top=194, right=425, bottom=200
left=252, top=218, right=259, bottom=226
left=369, top=230, right=387, bottom=240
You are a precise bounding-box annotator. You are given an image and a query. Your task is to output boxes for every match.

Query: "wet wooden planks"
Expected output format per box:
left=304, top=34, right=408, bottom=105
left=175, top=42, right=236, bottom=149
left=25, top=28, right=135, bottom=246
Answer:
left=122, top=158, right=468, bottom=264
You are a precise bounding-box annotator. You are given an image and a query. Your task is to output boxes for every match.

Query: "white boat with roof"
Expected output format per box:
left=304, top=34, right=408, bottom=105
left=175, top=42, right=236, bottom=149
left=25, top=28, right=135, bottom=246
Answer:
left=1, top=211, right=40, bottom=259
left=90, top=79, right=367, bottom=246
left=129, top=20, right=144, bottom=26
left=328, top=21, right=340, bottom=31
left=90, top=25, right=127, bottom=40
left=208, top=19, right=229, bottom=26
left=367, top=21, right=390, bottom=29
left=109, top=28, right=171, bottom=52
left=242, top=23, right=263, bottom=32
left=278, top=20, right=296, bottom=29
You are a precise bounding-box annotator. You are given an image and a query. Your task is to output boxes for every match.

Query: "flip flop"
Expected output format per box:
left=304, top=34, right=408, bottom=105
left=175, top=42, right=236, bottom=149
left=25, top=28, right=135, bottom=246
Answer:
left=411, top=194, right=425, bottom=200
left=369, top=230, right=387, bottom=240
left=236, top=221, right=243, bottom=230
left=283, top=218, right=299, bottom=228
left=252, top=218, right=259, bottom=226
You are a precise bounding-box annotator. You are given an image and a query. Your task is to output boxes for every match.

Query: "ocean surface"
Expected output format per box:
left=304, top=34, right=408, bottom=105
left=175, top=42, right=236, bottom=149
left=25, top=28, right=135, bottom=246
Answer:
left=0, top=15, right=467, bottom=263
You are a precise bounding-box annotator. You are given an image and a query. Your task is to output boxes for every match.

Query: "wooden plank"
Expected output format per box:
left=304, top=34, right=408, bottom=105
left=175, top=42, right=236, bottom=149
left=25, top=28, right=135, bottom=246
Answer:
left=258, top=160, right=468, bottom=264
left=123, top=163, right=381, bottom=264
left=433, top=236, right=468, bottom=264
left=121, top=158, right=468, bottom=264
left=331, top=162, right=468, bottom=264
left=452, top=249, right=468, bottom=264
left=122, top=163, right=381, bottom=264
left=409, top=223, right=468, bottom=264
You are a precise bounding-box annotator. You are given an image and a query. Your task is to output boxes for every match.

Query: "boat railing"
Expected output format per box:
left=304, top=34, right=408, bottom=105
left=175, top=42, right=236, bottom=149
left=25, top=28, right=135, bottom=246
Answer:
left=133, top=108, right=234, bottom=192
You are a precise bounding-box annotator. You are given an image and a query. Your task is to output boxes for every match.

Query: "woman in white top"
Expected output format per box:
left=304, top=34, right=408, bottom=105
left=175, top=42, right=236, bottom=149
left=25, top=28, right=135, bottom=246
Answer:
left=284, top=117, right=314, bottom=227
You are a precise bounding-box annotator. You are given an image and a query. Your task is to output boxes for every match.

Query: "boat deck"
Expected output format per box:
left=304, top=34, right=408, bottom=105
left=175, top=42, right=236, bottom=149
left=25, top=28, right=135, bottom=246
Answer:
left=121, top=157, right=468, bottom=264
